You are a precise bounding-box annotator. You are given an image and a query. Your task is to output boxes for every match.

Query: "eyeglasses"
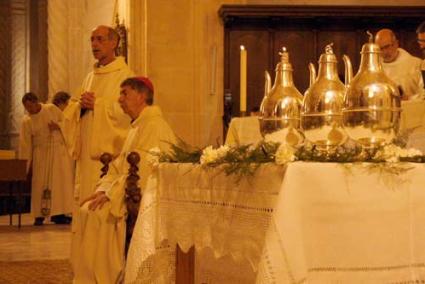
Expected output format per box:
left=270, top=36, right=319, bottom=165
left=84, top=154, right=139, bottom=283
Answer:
left=379, top=43, right=394, bottom=50
left=417, top=39, right=425, bottom=43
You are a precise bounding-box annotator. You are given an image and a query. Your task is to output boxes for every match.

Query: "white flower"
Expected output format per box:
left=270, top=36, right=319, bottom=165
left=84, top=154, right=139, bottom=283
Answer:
left=401, top=148, right=423, bottom=157
left=373, top=144, right=422, bottom=163
left=147, top=147, right=161, bottom=168
left=374, top=144, right=400, bottom=163
left=216, top=145, right=230, bottom=158
left=275, top=144, right=296, bottom=165
left=200, top=145, right=229, bottom=165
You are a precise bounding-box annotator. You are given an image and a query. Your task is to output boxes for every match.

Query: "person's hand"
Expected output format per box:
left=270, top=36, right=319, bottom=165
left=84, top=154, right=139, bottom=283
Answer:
left=80, top=191, right=109, bottom=211
left=80, top=92, right=96, bottom=110
left=48, top=121, right=60, bottom=131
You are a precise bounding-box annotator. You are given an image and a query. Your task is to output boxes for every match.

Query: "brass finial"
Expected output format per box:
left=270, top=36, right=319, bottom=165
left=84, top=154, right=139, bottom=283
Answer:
left=279, top=47, right=289, bottom=63
left=325, top=43, right=334, bottom=54
left=366, top=31, right=373, bottom=43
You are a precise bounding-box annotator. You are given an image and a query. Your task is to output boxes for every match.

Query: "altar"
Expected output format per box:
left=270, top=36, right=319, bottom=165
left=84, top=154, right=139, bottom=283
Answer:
left=125, top=162, right=425, bottom=283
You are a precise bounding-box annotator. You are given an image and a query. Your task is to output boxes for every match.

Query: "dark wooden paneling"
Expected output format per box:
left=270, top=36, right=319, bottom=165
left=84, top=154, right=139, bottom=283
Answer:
left=175, top=245, right=194, bottom=284
left=274, top=29, right=315, bottom=93
left=317, top=30, right=358, bottom=84
left=402, top=30, right=423, bottom=58
left=228, top=30, right=270, bottom=115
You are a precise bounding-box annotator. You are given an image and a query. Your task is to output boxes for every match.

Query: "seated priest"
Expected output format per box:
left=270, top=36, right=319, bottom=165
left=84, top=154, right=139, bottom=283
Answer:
left=72, top=77, right=176, bottom=284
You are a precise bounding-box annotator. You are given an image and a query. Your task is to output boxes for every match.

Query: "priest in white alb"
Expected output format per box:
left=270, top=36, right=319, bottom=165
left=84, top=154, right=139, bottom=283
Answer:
left=63, top=25, right=134, bottom=206
left=62, top=25, right=134, bottom=266
left=72, top=77, right=176, bottom=284
left=375, top=29, right=425, bottom=100
left=19, top=92, right=74, bottom=225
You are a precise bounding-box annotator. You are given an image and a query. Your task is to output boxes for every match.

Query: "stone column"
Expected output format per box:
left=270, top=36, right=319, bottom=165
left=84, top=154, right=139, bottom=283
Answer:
left=9, top=0, right=29, bottom=149
left=48, top=0, right=115, bottom=98
left=29, top=0, right=47, bottom=102
left=0, top=1, right=12, bottom=148
left=128, top=0, right=147, bottom=76
left=47, top=0, right=69, bottom=97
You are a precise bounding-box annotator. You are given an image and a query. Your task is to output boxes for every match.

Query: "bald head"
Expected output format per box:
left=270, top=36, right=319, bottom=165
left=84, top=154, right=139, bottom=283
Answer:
left=375, top=29, right=399, bottom=63
left=90, top=25, right=120, bottom=65
left=93, top=25, right=119, bottom=43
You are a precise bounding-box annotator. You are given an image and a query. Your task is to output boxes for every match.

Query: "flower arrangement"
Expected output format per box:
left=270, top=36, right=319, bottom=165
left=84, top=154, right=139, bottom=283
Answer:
left=147, top=140, right=425, bottom=179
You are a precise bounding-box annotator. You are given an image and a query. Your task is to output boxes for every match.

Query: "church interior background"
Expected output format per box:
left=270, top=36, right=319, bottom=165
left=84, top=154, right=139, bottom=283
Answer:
left=0, top=0, right=424, bottom=282
left=0, top=0, right=422, bottom=151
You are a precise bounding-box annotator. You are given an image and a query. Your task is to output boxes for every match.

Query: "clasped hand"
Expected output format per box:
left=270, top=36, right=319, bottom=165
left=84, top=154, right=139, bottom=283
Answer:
left=80, top=191, right=109, bottom=211
left=80, top=92, right=96, bottom=110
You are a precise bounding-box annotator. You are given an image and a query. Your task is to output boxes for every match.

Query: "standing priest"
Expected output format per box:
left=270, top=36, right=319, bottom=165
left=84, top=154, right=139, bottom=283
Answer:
left=62, top=25, right=134, bottom=267
left=63, top=25, right=134, bottom=205
left=72, top=77, right=176, bottom=284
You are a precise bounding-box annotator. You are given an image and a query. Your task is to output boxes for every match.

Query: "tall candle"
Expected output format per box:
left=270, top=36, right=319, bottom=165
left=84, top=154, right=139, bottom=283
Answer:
left=240, top=45, right=247, bottom=114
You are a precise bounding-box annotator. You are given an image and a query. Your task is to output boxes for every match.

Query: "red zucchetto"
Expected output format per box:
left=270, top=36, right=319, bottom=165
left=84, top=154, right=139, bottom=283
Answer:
left=134, top=76, right=154, bottom=93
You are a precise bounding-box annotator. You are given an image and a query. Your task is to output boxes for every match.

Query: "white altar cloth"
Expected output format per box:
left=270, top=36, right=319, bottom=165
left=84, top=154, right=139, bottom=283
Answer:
left=256, top=162, right=425, bottom=284
left=125, top=163, right=285, bottom=283
left=225, top=116, right=262, bottom=146
left=125, top=162, right=425, bottom=283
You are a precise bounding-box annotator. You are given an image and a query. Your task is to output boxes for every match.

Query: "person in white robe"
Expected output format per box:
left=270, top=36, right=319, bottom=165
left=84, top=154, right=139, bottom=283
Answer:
left=52, top=91, right=71, bottom=111
left=63, top=25, right=134, bottom=208
left=375, top=28, right=425, bottom=100
left=18, top=92, right=74, bottom=225
left=63, top=25, right=134, bottom=266
left=72, top=77, right=176, bottom=284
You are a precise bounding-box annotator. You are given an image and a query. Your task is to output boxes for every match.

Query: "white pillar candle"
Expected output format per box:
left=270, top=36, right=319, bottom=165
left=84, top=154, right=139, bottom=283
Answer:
left=240, top=45, right=247, bottom=113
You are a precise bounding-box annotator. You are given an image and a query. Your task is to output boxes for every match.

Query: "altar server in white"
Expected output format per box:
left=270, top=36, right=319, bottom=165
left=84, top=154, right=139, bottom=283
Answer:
left=72, top=77, right=176, bottom=284
left=19, top=92, right=74, bottom=225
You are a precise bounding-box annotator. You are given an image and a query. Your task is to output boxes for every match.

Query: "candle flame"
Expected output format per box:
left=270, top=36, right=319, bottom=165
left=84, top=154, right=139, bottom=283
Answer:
left=240, top=45, right=245, bottom=50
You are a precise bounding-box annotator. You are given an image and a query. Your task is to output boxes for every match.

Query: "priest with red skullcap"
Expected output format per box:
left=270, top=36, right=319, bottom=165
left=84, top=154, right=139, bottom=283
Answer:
left=72, top=77, right=176, bottom=284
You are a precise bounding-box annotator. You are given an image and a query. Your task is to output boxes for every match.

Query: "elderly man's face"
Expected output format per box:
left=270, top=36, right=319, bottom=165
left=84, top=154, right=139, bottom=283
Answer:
left=376, top=37, right=399, bottom=63
left=90, top=27, right=116, bottom=65
left=418, top=32, right=425, bottom=56
left=119, top=85, right=146, bottom=119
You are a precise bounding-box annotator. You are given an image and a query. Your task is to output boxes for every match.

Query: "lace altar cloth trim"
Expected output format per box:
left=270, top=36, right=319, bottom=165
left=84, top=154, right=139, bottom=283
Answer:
left=125, top=163, right=285, bottom=284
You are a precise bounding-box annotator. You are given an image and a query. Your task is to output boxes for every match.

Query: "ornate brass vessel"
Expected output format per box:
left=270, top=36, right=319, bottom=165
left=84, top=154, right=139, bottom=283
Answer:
left=342, top=32, right=401, bottom=148
left=259, top=47, right=304, bottom=145
left=301, top=44, right=347, bottom=149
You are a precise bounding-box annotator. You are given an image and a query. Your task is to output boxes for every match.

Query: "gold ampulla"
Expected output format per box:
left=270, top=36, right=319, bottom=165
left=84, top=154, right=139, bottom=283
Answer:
left=259, top=47, right=303, bottom=145
left=342, top=31, right=401, bottom=148
left=301, top=43, right=347, bottom=149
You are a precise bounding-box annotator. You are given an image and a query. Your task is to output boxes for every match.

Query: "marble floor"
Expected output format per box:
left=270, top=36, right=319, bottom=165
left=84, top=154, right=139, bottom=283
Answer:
left=0, top=213, right=71, bottom=261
